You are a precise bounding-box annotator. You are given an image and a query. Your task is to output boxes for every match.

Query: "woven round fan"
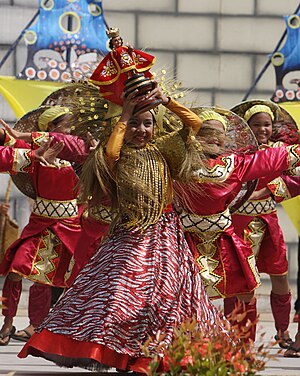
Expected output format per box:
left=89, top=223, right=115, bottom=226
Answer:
left=231, top=99, right=299, bottom=145
left=190, top=106, right=259, bottom=212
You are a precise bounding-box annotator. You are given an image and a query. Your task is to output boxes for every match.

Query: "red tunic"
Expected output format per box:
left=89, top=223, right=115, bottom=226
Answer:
left=0, top=135, right=82, bottom=287
left=176, top=145, right=300, bottom=299
left=65, top=199, right=112, bottom=287
left=232, top=142, right=300, bottom=276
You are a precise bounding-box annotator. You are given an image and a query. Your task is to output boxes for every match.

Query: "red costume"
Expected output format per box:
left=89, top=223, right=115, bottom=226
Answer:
left=176, top=145, right=300, bottom=300
left=231, top=141, right=296, bottom=336
left=0, top=133, right=82, bottom=329
left=0, top=145, right=35, bottom=174
left=65, top=199, right=112, bottom=287
left=19, top=99, right=228, bottom=373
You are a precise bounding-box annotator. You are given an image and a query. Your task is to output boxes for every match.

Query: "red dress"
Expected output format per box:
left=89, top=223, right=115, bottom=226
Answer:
left=19, top=100, right=228, bottom=374
left=0, top=135, right=82, bottom=287
left=65, top=198, right=112, bottom=287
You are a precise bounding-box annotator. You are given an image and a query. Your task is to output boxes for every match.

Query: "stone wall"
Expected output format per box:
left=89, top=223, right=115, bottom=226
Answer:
left=0, top=0, right=299, bottom=253
left=0, top=0, right=300, bottom=119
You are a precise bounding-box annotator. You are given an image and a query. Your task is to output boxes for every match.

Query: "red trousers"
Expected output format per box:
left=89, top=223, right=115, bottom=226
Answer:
left=224, top=291, right=291, bottom=338
left=2, top=278, right=51, bottom=327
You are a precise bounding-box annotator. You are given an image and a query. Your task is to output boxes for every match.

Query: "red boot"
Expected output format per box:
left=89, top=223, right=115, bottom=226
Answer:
left=271, top=291, right=292, bottom=348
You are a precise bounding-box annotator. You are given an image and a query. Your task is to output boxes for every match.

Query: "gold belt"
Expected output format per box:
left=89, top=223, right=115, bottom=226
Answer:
left=32, top=197, right=78, bottom=218
left=87, top=204, right=112, bottom=224
left=235, top=197, right=276, bottom=215
left=180, top=208, right=232, bottom=234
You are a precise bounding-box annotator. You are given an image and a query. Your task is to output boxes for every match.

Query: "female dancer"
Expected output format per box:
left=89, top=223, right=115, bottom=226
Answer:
left=17, top=88, right=228, bottom=374
left=229, top=100, right=299, bottom=348
left=0, top=106, right=83, bottom=345
left=173, top=107, right=300, bottom=342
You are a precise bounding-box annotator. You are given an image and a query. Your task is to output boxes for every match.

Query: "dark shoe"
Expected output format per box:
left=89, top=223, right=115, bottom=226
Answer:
left=0, top=326, right=16, bottom=346
left=11, top=328, right=32, bottom=342
left=274, top=334, right=293, bottom=349
left=284, top=344, right=300, bottom=358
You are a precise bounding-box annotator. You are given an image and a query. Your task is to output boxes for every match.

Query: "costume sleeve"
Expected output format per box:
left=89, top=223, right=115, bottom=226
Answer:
left=266, top=176, right=292, bottom=203
left=4, top=135, right=29, bottom=149
left=3, top=132, right=17, bottom=147
left=270, top=174, right=300, bottom=200
left=0, top=146, right=34, bottom=173
left=41, top=132, right=90, bottom=163
left=237, top=142, right=300, bottom=203
left=105, top=122, right=127, bottom=168
left=235, top=145, right=300, bottom=182
left=165, top=98, right=202, bottom=134
left=192, top=145, right=300, bottom=184
left=154, top=99, right=202, bottom=179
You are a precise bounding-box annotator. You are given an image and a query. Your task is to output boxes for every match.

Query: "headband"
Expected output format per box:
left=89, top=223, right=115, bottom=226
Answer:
left=199, top=110, right=227, bottom=130
left=244, top=104, right=274, bottom=122
left=38, top=106, right=72, bottom=131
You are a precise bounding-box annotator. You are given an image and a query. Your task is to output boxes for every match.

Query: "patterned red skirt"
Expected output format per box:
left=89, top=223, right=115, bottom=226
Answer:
left=19, top=211, right=227, bottom=373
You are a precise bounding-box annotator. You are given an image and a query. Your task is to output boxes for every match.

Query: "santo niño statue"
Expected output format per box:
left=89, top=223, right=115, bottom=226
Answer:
left=90, top=27, right=161, bottom=114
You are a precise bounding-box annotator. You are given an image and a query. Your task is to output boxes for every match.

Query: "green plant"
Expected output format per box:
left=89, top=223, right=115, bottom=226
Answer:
left=141, top=308, right=278, bottom=375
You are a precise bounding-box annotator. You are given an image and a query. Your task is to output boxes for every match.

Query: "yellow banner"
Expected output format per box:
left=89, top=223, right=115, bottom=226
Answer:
left=0, top=76, right=65, bottom=119
left=280, top=102, right=300, bottom=127
left=279, top=102, right=300, bottom=235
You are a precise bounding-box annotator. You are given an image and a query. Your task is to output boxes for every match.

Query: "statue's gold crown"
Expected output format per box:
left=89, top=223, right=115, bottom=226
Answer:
left=106, top=27, right=120, bottom=39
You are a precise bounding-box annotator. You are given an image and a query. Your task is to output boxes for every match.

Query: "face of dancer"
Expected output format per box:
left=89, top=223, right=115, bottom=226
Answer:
left=247, top=112, right=273, bottom=145
left=111, top=36, right=123, bottom=49
left=125, top=111, right=154, bottom=148
left=197, top=120, right=226, bottom=156
left=48, top=114, right=73, bottom=135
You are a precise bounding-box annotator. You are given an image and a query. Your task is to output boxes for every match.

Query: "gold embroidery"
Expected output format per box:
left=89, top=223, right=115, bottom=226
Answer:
left=30, top=229, right=61, bottom=284
left=196, top=254, right=223, bottom=298
left=116, top=144, right=170, bottom=230
left=245, top=217, right=267, bottom=257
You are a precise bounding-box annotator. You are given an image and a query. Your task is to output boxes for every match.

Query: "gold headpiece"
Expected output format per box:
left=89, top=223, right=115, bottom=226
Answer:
left=106, top=27, right=120, bottom=39
left=38, top=106, right=72, bottom=132
left=244, top=104, right=274, bottom=122
left=199, top=110, right=227, bottom=130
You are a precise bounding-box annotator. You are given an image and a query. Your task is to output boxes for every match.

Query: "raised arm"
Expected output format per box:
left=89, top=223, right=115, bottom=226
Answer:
left=165, top=98, right=202, bottom=134
left=105, top=91, right=140, bottom=170
left=146, top=85, right=202, bottom=134
left=0, top=118, right=90, bottom=164
left=0, top=139, right=63, bottom=173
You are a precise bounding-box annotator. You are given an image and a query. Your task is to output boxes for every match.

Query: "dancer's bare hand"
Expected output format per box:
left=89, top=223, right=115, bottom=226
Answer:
left=86, top=132, right=99, bottom=152
left=249, top=187, right=270, bottom=200
left=145, top=82, right=169, bottom=105
left=35, top=138, right=64, bottom=167
left=0, top=203, right=10, bottom=216
left=0, top=119, right=31, bottom=142
left=120, top=90, right=142, bottom=122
